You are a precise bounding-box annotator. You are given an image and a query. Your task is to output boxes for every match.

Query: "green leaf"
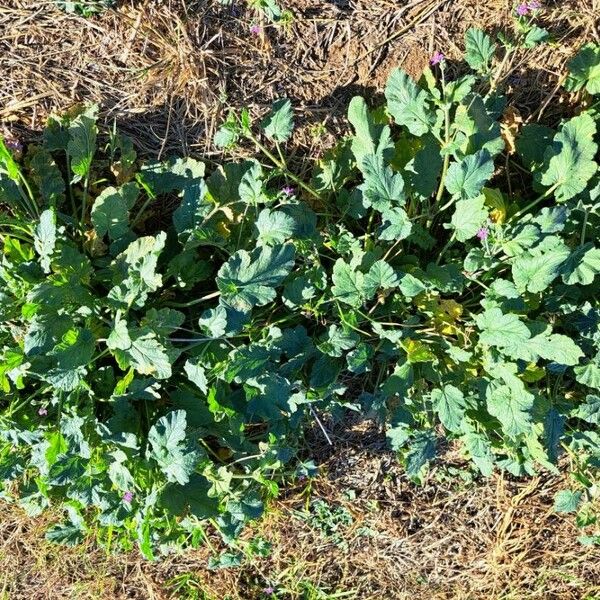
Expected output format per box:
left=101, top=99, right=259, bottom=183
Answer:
left=347, top=97, right=393, bottom=163
left=111, top=322, right=172, bottom=380
left=319, top=325, right=359, bottom=358
left=29, top=147, right=66, bottom=207
left=516, top=124, right=555, bottom=171
left=184, top=360, right=208, bottom=394
left=364, top=259, right=399, bottom=298
left=575, top=395, right=600, bottom=424
left=34, top=208, right=56, bottom=273
left=385, top=69, right=434, bottom=136
left=561, top=244, right=600, bottom=286
left=108, top=233, right=166, bottom=308
left=261, top=99, right=294, bottom=143
left=523, top=25, right=548, bottom=48
left=398, top=273, right=426, bottom=298
left=24, top=314, right=72, bottom=356
left=405, top=135, right=443, bottom=198
left=213, top=112, right=239, bottom=148
left=553, top=489, right=582, bottom=513
left=331, top=258, right=365, bottom=308
left=67, top=105, right=98, bottom=181
left=42, top=328, right=95, bottom=391
left=198, top=306, right=228, bottom=338
left=476, top=307, right=530, bottom=348
left=512, top=247, right=570, bottom=293
left=159, top=474, right=219, bottom=519
left=255, top=209, right=295, bottom=246
left=486, top=382, right=534, bottom=439
left=379, top=207, right=412, bottom=241
left=359, top=153, right=405, bottom=210
left=141, top=307, right=185, bottom=337
left=461, top=428, right=494, bottom=476
left=224, top=345, right=271, bottom=382
left=502, top=224, right=540, bottom=257
left=431, top=384, right=467, bottom=433
left=140, top=156, right=205, bottom=197
left=91, top=182, right=139, bottom=241
left=405, top=431, right=436, bottom=478
left=148, top=410, right=199, bottom=485
left=45, top=518, right=86, bottom=546
left=172, top=178, right=210, bottom=237
left=216, top=244, right=295, bottom=312
left=238, top=160, right=264, bottom=205
left=575, top=361, right=600, bottom=390
left=540, top=113, right=598, bottom=202
left=450, top=196, right=488, bottom=242
left=445, top=150, right=494, bottom=200
left=565, top=43, right=600, bottom=94
left=525, top=333, right=583, bottom=366
left=465, top=28, right=496, bottom=74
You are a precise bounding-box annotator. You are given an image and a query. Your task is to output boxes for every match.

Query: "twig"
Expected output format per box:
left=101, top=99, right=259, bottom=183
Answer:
left=349, top=0, right=449, bottom=69
left=309, top=405, right=333, bottom=446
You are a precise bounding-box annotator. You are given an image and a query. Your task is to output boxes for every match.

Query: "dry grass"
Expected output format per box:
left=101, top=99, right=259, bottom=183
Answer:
left=1, top=0, right=599, bottom=159
left=1, top=426, right=599, bottom=599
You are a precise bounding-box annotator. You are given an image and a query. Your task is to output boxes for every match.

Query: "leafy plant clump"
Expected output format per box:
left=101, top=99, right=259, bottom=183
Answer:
left=1, top=27, right=600, bottom=556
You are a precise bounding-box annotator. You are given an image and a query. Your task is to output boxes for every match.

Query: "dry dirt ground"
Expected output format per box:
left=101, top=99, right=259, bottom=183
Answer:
left=1, top=0, right=599, bottom=158
left=1, top=423, right=600, bottom=599
left=1, top=432, right=600, bottom=600
left=1, top=1, right=600, bottom=599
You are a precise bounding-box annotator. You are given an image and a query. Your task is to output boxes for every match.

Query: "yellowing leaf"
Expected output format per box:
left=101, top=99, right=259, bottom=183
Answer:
left=404, top=339, right=435, bottom=363
left=501, top=106, right=522, bottom=154
left=521, top=363, right=546, bottom=383
left=439, top=299, right=463, bottom=320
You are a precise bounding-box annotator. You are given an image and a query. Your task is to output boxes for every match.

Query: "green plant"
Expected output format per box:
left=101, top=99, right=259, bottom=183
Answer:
left=0, top=106, right=329, bottom=558
left=55, top=0, right=117, bottom=16
left=1, top=25, right=599, bottom=559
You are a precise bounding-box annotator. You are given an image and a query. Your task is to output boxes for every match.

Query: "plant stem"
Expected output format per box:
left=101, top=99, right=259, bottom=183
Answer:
left=436, top=232, right=456, bottom=265
left=131, top=189, right=157, bottom=228
left=580, top=207, right=589, bottom=246
left=510, top=183, right=558, bottom=222
left=166, top=290, right=221, bottom=307
left=431, top=65, right=451, bottom=223
left=80, top=174, right=90, bottom=227
left=489, top=47, right=513, bottom=93
left=247, top=133, right=321, bottom=200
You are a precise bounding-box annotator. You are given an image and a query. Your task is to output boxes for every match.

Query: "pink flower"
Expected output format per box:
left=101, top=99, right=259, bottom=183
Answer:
left=477, top=227, right=489, bottom=241
left=263, top=587, right=275, bottom=596
left=250, top=24, right=261, bottom=35
left=517, top=2, right=529, bottom=17
left=528, top=1, right=541, bottom=8
left=282, top=186, right=295, bottom=196
left=123, top=491, right=134, bottom=503
left=430, top=51, right=445, bottom=66
left=38, top=407, right=48, bottom=416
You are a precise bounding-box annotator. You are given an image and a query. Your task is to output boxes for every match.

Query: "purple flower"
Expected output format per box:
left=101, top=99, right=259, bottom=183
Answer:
left=123, top=491, right=134, bottom=503
left=263, top=587, right=275, bottom=596
left=516, top=3, right=530, bottom=15
left=38, top=407, right=48, bottom=416
left=250, top=24, right=261, bottom=35
left=5, top=138, right=22, bottom=152
left=282, top=186, right=295, bottom=196
left=477, top=227, right=489, bottom=241
left=528, top=0, right=541, bottom=9
left=430, top=51, right=445, bottom=66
